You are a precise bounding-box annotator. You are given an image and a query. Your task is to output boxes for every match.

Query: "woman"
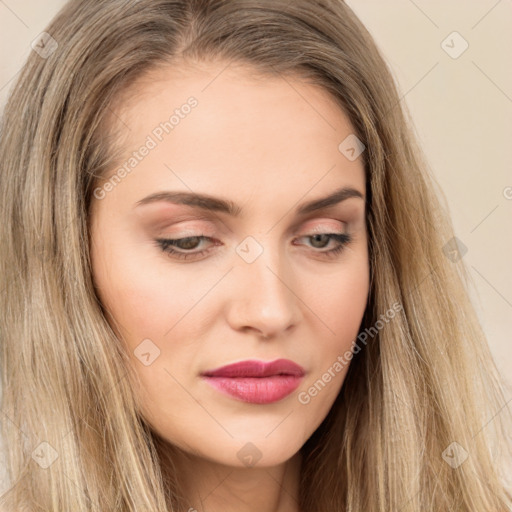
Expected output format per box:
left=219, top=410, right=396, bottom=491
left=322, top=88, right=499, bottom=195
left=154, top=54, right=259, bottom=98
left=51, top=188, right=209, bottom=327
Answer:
left=0, top=0, right=510, bottom=510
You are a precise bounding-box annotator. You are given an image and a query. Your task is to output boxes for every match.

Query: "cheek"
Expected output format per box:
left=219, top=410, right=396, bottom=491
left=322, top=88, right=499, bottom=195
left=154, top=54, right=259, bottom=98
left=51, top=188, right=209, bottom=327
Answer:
left=92, top=265, right=199, bottom=425
left=91, top=238, right=188, bottom=347
left=312, top=255, right=369, bottom=344
left=295, top=262, right=369, bottom=417
left=330, top=272, right=369, bottom=339
left=306, top=258, right=369, bottom=393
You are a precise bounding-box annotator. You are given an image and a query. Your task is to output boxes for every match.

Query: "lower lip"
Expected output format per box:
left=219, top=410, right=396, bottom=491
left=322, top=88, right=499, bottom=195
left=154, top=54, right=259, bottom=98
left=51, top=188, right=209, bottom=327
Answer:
left=201, top=375, right=303, bottom=404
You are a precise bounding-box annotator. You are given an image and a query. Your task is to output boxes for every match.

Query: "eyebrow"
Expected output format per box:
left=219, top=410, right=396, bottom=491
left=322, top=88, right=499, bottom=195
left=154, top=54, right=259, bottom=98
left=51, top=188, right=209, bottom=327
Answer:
left=135, top=186, right=365, bottom=216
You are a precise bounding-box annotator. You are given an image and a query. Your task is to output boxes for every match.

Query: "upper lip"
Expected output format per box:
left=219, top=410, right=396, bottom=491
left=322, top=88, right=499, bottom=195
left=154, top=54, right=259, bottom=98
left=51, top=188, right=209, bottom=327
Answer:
left=201, top=358, right=305, bottom=378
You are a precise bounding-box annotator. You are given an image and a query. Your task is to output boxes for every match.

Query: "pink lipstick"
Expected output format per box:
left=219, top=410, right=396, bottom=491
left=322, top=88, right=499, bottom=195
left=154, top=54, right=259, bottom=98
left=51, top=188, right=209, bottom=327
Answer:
left=201, top=359, right=305, bottom=404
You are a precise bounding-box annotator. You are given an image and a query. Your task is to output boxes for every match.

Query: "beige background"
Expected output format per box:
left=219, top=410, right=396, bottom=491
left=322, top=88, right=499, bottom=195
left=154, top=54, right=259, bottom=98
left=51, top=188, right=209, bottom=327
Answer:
left=1, top=0, right=511, bottom=490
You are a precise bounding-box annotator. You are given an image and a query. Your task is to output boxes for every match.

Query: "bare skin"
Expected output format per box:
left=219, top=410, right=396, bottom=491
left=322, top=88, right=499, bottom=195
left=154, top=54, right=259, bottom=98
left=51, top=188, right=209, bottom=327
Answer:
left=89, top=59, right=369, bottom=512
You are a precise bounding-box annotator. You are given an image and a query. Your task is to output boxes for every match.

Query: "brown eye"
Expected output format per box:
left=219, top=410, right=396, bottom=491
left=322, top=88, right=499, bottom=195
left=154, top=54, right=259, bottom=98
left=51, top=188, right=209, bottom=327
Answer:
left=155, top=235, right=215, bottom=260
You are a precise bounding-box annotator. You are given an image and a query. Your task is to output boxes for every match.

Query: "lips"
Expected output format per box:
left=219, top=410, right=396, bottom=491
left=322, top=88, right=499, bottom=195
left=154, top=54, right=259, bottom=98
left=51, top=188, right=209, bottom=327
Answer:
left=201, top=359, right=305, bottom=404
left=201, top=358, right=305, bottom=378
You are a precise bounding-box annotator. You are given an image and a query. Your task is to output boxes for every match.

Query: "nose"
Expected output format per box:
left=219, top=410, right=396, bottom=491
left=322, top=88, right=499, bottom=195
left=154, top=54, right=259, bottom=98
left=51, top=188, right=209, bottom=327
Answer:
left=225, top=241, right=303, bottom=339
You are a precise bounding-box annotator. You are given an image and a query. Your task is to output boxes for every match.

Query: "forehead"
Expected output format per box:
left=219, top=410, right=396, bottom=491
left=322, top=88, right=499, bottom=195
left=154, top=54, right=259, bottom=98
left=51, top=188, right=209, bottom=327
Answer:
left=98, top=60, right=365, bottom=209
left=110, top=59, right=356, bottom=148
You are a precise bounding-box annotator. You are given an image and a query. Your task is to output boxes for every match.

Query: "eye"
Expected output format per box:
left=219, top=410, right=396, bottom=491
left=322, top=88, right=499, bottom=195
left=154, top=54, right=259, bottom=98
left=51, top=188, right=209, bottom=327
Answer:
left=154, top=232, right=353, bottom=261
left=155, top=235, right=215, bottom=261
left=293, top=232, right=352, bottom=259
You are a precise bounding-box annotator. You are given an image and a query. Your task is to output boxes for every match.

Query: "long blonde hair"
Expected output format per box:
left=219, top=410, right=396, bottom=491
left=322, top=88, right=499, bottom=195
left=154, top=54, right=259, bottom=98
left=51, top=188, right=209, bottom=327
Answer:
left=1, top=0, right=511, bottom=510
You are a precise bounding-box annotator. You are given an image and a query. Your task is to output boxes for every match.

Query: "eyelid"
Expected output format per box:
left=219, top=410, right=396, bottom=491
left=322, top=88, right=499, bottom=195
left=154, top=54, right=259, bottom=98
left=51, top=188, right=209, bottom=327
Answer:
left=155, top=213, right=348, bottom=236
left=296, top=219, right=346, bottom=234
left=161, top=221, right=346, bottom=241
left=156, top=221, right=217, bottom=238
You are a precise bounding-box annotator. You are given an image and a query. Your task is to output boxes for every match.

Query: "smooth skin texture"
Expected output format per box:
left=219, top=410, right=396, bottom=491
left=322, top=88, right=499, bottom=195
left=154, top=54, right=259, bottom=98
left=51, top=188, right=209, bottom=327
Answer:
left=89, top=60, right=369, bottom=512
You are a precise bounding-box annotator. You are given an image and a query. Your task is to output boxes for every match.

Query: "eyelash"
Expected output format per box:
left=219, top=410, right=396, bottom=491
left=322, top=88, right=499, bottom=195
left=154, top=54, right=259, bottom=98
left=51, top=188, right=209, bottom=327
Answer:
left=154, top=232, right=353, bottom=261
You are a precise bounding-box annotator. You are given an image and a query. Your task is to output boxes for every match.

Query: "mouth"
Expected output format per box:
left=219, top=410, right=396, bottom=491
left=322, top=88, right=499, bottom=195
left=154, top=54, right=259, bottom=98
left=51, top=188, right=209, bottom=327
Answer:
left=200, top=358, right=305, bottom=404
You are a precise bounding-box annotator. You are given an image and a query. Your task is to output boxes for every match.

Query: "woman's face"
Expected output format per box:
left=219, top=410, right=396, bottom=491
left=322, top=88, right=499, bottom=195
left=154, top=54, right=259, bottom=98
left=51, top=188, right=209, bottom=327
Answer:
left=89, top=61, right=369, bottom=468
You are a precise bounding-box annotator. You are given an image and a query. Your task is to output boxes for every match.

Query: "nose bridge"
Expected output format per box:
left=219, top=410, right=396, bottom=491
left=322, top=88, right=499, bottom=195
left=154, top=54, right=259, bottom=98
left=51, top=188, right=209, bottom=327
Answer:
left=229, top=234, right=301, bottom=335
